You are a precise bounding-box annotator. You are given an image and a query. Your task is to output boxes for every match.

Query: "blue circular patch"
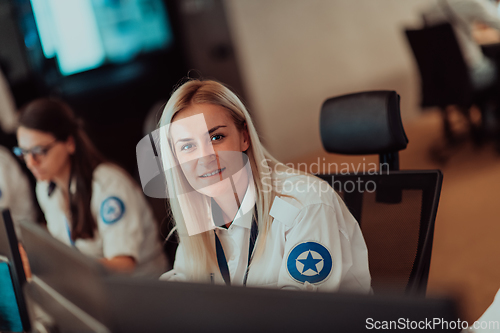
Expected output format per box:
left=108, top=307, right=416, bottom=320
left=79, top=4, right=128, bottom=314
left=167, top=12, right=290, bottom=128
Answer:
left=100, top=196, right=125, bottom=224
left=286, top=242, right=332, bottom=284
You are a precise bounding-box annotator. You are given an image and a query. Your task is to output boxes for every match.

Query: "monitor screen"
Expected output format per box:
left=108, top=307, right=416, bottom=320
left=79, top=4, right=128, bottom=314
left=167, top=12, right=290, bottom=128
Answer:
left=0, top=209, right=31, bottom=332
left=28, top=0, right=173, bottom=76
left=18, top=219, right=461, bottom=332
left=103, top=277, right=460, bottom=333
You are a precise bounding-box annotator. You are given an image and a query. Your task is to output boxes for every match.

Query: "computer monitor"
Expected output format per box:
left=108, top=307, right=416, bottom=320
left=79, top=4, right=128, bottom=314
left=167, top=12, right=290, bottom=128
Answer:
left=19, top=220, right=111, bottom=329
left=19, top=0, right=174, bottom=76
left=24, top=276, right=111, bottom=333
left=19, top=220, right=461, bottom=333
left=102, top=277, right=460, bottom=333
left=0, top=209, right=30, bottom=332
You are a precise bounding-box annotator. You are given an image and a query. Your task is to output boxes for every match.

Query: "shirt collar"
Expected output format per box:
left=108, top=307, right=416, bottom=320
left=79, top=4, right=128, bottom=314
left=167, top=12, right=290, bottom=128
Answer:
left=46, top=175, right=76, bottom=197
left=47, top=181, right=57, bottom=196
left=212, top=180, right=256, bottom=230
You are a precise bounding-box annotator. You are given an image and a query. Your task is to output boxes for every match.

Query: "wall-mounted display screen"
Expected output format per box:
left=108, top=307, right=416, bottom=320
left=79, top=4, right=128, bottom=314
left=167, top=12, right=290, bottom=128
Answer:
left=29, top=0, right=173, bottom=76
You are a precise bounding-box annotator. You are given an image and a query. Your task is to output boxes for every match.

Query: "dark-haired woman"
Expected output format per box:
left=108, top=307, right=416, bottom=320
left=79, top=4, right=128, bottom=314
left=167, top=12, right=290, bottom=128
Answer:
left=15, top=98, right=167, bottom=277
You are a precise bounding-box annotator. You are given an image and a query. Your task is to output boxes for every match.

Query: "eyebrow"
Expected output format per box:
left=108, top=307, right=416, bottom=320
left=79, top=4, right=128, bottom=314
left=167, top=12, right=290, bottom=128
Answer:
left=175, top=125, right=227, bottom=145
left=208, top=125, right=226, bottom=134
left=19, top=142, right=53, bottom=150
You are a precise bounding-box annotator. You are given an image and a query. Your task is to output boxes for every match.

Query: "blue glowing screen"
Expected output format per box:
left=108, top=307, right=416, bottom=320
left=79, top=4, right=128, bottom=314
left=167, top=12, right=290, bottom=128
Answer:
left=29, top=0, right=173, bottom=76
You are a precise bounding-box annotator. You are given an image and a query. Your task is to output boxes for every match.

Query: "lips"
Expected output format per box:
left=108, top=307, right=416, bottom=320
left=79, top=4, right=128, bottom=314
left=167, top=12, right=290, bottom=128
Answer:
left=199, top=167, right=226, bottom=178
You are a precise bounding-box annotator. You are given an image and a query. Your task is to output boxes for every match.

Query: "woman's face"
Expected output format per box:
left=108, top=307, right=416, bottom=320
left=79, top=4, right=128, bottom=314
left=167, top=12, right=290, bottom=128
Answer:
left=16, top=126, right=75, bottom=182
left=170, top=103, right=250, bottom=198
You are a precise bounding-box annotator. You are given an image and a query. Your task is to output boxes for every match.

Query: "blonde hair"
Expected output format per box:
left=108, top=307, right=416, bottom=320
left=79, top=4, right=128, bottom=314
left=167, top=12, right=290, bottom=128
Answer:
left=159, top=79, right=290, bottom=282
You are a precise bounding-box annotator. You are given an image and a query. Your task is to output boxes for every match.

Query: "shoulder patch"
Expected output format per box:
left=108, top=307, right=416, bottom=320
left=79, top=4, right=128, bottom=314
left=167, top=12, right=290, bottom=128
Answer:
left=100, top=196, right=125, bottom=224
left=286, top=241, right=332, bottom=284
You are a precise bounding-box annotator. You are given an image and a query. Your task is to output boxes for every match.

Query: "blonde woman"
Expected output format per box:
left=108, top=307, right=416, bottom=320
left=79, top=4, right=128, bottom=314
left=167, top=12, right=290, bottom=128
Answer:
left=149, top=79, right=371, bottom=292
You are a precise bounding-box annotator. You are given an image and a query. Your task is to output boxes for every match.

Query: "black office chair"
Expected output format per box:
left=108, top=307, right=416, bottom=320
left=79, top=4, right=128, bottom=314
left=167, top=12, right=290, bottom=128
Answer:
left=405, top=23, right=494, bottom=160
left=320, top=91, right=443, bottom=295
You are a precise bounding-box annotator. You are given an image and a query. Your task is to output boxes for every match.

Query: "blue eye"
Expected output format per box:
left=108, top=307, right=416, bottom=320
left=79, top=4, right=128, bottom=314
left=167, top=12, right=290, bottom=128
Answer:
left=181, top=143, right=194, bottom=151
left=211, top=134, right=225, bottom=141
left=31, top=146, right=46, bottom=155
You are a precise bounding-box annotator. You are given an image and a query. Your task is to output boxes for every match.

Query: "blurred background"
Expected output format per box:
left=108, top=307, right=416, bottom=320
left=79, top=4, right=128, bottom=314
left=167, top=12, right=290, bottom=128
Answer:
left=1, top=0, right=499, bottom=323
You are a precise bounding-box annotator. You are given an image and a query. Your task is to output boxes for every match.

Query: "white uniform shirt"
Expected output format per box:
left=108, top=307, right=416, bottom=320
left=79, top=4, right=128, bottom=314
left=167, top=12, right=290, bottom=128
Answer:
left=36, top=163, right=167, bottom=278
left=161, top=173, right=371, bottom=293
left=213, top=180, right=256, bottom=285
left=0, top=146, right=36, bottom=236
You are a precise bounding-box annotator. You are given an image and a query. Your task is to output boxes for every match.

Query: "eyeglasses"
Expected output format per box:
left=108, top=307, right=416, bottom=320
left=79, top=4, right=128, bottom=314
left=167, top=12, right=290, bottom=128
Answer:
left=13, top=141, right=58, bottom=162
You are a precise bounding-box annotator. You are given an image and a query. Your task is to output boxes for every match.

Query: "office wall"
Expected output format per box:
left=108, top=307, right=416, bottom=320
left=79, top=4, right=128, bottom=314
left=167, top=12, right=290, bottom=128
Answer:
left=225, top=0, right=433, bottom=161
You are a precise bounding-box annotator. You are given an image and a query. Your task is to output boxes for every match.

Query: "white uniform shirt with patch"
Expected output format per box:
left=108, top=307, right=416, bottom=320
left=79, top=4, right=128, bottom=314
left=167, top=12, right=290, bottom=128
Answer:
left=36, top=163, right=167, bottom=278
left=0, top=146, right=36, bottom=236
left=161, top=173, right=371, bottom=293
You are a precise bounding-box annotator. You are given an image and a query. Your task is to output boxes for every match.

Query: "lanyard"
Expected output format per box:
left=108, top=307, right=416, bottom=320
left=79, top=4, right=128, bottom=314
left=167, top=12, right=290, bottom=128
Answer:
left=214, top=208, right=258, bottom=286
left=65, top=217, right=76, bottom=247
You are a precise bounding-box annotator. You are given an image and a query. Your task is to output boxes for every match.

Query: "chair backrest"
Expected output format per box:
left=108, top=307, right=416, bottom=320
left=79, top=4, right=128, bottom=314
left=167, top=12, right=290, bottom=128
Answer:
left=320, top=90, right=408, bottom=161
left=405, top=23, right=474, bottom=108
left=317, top=170, right=443, bottom=295
left=321, top=90, right=408, bottom=171
left=319, top=89, right=444, bottom=294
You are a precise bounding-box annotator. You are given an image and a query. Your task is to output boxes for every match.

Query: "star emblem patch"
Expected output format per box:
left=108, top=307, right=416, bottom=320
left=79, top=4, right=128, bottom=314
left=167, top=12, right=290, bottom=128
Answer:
left=100, top=196, right=125, bottom=224
left=286, top=242, right=332, bottom=284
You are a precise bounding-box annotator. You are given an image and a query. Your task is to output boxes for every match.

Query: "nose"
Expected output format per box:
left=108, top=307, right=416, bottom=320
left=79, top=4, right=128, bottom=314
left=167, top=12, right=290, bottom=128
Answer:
left=198, top=152, right=218, bottom=167
left=197, top=141, right=218, bottom=167
left=25, top=153, right=39, bottom=169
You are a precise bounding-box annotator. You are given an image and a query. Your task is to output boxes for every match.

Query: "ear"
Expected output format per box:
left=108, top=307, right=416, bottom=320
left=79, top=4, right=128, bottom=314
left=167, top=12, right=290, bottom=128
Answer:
left=65, top=136, right=76, bottom=155
left=241, top=122, right=250, bottom=152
